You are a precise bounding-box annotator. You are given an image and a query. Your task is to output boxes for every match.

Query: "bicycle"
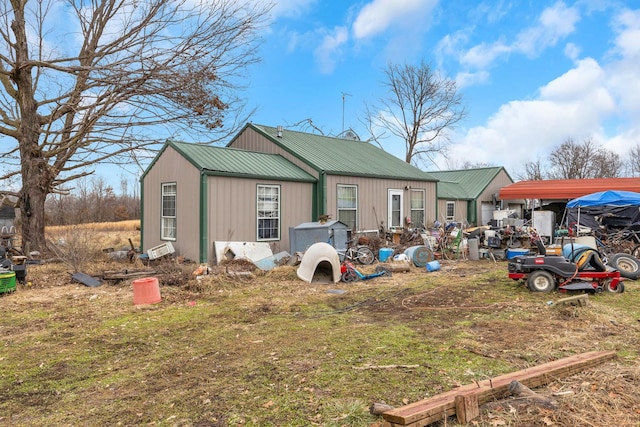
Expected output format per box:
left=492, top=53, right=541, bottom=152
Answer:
left=335, top=239, right=375, bottom=265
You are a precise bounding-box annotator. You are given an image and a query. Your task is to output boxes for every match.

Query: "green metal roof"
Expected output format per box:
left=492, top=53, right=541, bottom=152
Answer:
left=167, top=140, right=316, bottom=182
left=246, top=124, right=438, bottom=181
left=428, top=167, right=507, bottom=199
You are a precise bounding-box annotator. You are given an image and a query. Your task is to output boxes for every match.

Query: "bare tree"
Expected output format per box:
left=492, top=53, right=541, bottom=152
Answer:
left=518, top=159, right=546, bottom=180
left=628, top=144, right=640, bottom=177
left=548, top=137, right=621, bottom=179
left=0, top=0, right=270, bottom=252
left=365, top=61, right=466, bottom=167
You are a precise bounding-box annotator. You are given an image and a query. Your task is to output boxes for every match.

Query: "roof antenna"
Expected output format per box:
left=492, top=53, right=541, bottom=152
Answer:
left=341, top=92, right=351, bottom=133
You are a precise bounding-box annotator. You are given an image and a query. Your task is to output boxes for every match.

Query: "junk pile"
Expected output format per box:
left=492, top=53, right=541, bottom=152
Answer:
left=0, top=245, right=26, bottom=294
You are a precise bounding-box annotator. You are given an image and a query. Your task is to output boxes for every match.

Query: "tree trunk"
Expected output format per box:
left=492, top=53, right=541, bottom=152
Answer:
left=12, top=3, right=49, bottom=254
left=19, top=167, right=49, bottom=255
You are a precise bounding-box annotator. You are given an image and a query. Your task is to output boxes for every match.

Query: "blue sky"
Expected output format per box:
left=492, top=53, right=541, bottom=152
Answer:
left=237, top=0, right=640, bottom=178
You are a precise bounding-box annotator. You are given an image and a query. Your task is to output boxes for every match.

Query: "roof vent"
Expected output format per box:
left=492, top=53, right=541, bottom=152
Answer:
left=276, top=125, right=283, bottom=138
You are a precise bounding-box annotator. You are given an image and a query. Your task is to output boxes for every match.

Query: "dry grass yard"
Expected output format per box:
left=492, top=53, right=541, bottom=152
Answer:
left=1, top=221, right=639, bottom=426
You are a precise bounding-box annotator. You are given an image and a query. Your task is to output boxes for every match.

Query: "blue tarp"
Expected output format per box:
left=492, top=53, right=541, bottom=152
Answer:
left=566, top=190, right=640, bottom=208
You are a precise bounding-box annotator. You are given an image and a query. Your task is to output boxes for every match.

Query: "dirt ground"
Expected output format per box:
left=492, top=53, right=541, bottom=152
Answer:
left=2, top=258, right=640, bottom=426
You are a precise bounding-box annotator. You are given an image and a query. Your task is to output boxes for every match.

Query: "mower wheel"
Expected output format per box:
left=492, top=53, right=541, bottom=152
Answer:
left=527, top=270, right=556, bottom=292
left=608, top=253, right=640, bottom=280
left=604, top=279, right=624, bottom=293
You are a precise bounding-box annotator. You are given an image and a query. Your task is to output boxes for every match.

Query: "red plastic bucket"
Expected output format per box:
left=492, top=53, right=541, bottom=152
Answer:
left=132, top=277, right=161, bottom=305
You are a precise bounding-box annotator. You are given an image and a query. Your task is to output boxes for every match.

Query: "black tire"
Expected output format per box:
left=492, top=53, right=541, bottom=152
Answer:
left=356, top=247, right=375, bottom=265
left=527, top=270, right=556, bottom=292
left=341, top=270, right=358, bottom=283
left=604, top=279, right=625, bottom=293
left=608, top=253, right=640, bottom=280
left=632, top=245, right=640, bottom=259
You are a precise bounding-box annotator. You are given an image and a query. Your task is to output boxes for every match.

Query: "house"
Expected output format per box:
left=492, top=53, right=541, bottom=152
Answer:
left=141, top=124, right=439, bottom=263
left=426, top=167, right=518, bottom=226
left=0, top=205, right=15, bottom=230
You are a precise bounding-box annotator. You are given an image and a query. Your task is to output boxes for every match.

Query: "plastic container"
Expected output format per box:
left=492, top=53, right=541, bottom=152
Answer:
left=426, top=260, right=441, bottom=272
left=132, top=277, right=162, bottom=305
left=468, top=238, right=479, bottom=261
left=0, top=271, right=16, bottom=293
left=404, top=245, right=433, bottom=267
left=378, top=248, right=394, bottom=262
left=506, top=248, right=530, bottom=259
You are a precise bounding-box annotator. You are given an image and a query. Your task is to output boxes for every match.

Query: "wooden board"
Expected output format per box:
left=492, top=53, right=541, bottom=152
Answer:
left=382, top=350, right=616, bottom=426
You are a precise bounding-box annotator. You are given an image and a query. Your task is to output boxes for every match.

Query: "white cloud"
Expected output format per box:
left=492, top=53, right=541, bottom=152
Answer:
left=457, top=1, right=580, bottom=72
left=444, top=57, right=616, bottom=176
left=513, top=1, right=580, bottom=57
left=270, top=0, right=318, bottom=19
left=455, top=70, right=490, bottom=89
left=564, top=42, right=581, bottom=60
left=460, top=40, right=510, bottom=69
left=314, top=26, right=349, bottom=74
left=352, top=0, right=437, bottom=39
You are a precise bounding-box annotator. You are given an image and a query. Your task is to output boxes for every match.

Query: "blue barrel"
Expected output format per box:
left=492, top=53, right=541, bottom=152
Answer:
left=426, top=260, right=441, bottom=272
left=404, top=245, right=433, bottom=267
left=379, top=248, right=394, bottom=262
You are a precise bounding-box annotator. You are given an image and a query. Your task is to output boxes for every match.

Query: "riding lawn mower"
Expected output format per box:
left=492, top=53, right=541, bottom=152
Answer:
left=507, top=242, right=633, bottom=293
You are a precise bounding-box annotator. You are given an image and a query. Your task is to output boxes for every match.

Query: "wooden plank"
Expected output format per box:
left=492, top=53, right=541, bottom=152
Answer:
left=382, top=350, right=616, bottom=426
left=455, top=392, right=479, bottom=423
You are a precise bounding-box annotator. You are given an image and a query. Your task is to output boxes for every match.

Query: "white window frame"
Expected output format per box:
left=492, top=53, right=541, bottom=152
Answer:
left=388, top=189, right=404, bottom=229
left=161, top=182, right=177, bottom=241
left=410, top=189, right=425, bottom=227
left=337, top=184, right=358, bottom=230
left=445, top=201, right=455, bottom=221
left=257, top=184, right=280, bottom=241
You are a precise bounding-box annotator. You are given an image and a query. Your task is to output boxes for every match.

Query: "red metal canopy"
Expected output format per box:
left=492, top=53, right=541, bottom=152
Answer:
left=499, top=178, right=640, bottom=200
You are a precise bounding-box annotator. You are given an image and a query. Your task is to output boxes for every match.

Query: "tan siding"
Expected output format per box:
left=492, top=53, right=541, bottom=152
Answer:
left=325, top=175, right=437, bottom=230
left=142, top=146, right=201, bottom=261
left=231, top=128, right=319, bottom=178
left=476, top=170, right=514, bottom=226
left=206, top=176, right=313, bottom=262
left=437, top=199, right=468, bottom=224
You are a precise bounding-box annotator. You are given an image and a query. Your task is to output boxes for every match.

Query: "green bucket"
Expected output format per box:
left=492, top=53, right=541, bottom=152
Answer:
left=0, top=271, right=17, bottom=294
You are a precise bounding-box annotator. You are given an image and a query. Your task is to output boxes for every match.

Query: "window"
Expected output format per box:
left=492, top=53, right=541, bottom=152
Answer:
left=446, top=201, right=455, bottom=221
left=410, top=190, right=425, bottom=227
left=257, top=185, right=280, bottom=240
left=337, top=185, right=357, bottom=230
left=161, top=183, right=177, bottom=240
left=388, top=189, right=403, bottom=228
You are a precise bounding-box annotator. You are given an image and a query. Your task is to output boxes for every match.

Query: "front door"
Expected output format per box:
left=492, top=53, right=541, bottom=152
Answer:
left=388, top=189, right=403, bottom=229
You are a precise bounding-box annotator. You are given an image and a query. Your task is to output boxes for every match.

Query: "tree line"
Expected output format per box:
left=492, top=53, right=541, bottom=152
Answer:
left=519, top=137, right=639, bottom=180
left=45, top=177, right=140, bottom=226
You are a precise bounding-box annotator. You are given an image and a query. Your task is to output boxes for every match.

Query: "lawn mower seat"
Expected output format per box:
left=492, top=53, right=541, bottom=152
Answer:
left=562, top=243, right=607, bottom=272
left=574, top=249, right=607, bottom=272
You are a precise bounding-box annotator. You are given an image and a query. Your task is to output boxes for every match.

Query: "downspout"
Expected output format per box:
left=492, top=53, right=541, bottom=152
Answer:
left=434, top=182, right=439, bottom=225
left=199, top=172, right=208, bottom=263
left=139, top=177, right=144, bottom=253
left=469, top=199, right=477, bottom=226
left=318, top=171, right=327, bottom=219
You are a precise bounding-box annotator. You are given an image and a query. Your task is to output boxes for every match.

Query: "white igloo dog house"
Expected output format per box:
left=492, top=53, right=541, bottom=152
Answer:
left=296, top=242, right=341, bottom=284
